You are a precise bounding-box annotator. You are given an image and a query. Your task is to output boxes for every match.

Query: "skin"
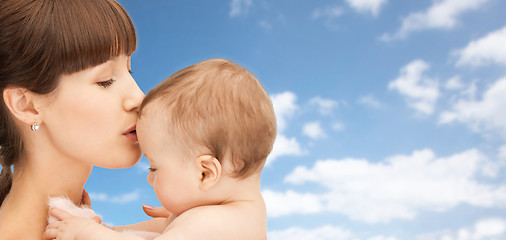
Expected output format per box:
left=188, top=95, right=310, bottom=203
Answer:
left=44, top=103, right=268, bottom=240
left=142, top=204, right=172, bottom=218
left=0, top=55, right=144, bottom=239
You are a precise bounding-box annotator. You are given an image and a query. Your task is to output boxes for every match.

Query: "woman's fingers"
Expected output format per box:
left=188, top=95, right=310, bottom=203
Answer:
left=49, top=208, right=73, bottom=221
left=143, top=204, right=172, bottom=218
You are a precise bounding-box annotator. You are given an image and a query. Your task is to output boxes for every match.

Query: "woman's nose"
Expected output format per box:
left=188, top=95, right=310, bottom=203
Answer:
left=123, top=76, right=145, bottom=113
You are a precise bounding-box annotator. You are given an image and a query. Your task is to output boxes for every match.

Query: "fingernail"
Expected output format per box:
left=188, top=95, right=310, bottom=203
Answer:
left=143, top=204, right=154, bottom=210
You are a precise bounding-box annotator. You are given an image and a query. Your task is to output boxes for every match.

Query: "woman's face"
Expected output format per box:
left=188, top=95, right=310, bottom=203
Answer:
left=39, top=55, right=144, bottom=168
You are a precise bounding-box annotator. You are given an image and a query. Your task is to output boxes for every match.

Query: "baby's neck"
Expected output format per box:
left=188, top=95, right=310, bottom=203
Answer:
left=163, top=172, right=267, bottom=238
left=211, top=171, right=264, bottom=205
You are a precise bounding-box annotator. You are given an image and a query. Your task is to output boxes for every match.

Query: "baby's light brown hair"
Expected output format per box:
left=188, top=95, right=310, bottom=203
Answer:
left=139, top=59, right=277, bottom=178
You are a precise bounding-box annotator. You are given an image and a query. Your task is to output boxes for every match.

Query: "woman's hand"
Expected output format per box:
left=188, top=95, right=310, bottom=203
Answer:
left=44, top=208, right=102, bottom=240
left=143, top=204, right=172, bottom=218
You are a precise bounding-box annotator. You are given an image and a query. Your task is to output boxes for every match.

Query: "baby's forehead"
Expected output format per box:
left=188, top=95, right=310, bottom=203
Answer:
left=138, top=99, right=166, bottom=119
left=137, top=102, right=178, bottom=138
left=137, top=106, right=164, bottom=130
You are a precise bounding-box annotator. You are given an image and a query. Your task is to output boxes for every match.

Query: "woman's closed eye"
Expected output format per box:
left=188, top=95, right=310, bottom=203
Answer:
left=148, top=167, right=157, bottom=172
left=97, top=79, right=115, bottom=88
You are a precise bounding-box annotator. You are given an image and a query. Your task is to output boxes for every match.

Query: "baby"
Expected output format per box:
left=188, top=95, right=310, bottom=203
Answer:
left=44, top=58, right=277, bottom=240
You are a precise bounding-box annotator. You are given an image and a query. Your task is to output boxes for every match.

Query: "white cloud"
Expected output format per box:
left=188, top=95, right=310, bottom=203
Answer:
left=388, top=60, right=439, bottom=115
left=266, top=135, right=304, bottom=166
left=313, top=6, right=343, bottom=19
left=89, top=191, right=139, bottom=204
left=475, top=218, right=506, bottom=238
left=439, top=77, right=506, bottom=136
left=265, top=148, right=506, bottom=223
left=499, top=145, right=506, bottom=160
left=271, top=91, right=298, bottom=133
left=268, top=225, right=398, bottom=240
left=258, top=20, right=272, bottom=31
left=229, top=0, right=253, bottom=17
left=267, top=92, right=304, bottom=165
left=312, top=6, right=344, bottom=27
left=310, top=97, right=339, bottom=115
left=344, top=0, right=388, bottom=16
left=445, top=76, right=464, bottom=90
left=262, top=190, right=324, bottom=217
left=333, top=122, right=345, bottom=131
left=268, top=225, right=356, bottom=240
left=358, top=95, right=382, bottom=108
left=417, top=218, right=506, bottom=240
left=381, top=0, right=490, bottom=41
left=460, top=79, right=479, bottom=99
left=303, top=121, right=327, bottom=139
left=455, top=26, right=506, bottom=67
left=368, top=237, right=398, bottom=240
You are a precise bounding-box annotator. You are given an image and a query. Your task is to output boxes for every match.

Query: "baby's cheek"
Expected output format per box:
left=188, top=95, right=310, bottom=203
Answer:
left=153, top=184, right=166, bottom=206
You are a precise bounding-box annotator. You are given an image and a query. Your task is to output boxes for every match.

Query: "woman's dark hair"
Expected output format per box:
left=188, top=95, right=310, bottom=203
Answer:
left=0, top=0, right=137, bottom=205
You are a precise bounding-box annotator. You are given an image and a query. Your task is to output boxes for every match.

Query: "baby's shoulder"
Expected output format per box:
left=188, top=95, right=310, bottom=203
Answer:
left=182, top=199, right=265, bottom=221
left=172, top=204, right=244, bottom=227
left=165, top=202, right=266, bottom=240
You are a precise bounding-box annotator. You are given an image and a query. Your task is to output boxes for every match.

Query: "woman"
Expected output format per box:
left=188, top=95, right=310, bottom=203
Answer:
left=0, top=0, right=144, bottom=238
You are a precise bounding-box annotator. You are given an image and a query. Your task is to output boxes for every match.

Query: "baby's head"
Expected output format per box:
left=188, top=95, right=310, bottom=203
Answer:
left=137, top=59, right=276, bottom=213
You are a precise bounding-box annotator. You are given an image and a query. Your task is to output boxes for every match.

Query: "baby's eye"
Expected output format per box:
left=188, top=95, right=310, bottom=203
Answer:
left=148, top=167, right=157, bottom=172
left=97, top=79, right=115, bottom=88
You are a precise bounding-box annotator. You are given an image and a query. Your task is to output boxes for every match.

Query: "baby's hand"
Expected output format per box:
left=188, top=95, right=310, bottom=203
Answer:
left=44, top=208, right=102, bottom=240
left=47, top=196, right=100, bottom=224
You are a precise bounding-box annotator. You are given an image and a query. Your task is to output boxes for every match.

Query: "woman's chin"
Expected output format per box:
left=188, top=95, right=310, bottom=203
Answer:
left=97, top=153, right=142, bottom=169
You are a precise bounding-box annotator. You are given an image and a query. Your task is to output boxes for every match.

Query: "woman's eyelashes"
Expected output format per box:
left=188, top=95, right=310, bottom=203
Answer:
left=97, top=79, right=115, bottom=88
left=148, top=167, right=157, bottom=172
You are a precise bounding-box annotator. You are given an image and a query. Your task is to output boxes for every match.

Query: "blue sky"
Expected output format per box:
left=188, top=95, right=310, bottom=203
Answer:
left=83, top=0, right=506, bottom=239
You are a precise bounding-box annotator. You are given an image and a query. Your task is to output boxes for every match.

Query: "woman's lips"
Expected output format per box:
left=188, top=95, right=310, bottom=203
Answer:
left=123, top=125, right=138, bottom=142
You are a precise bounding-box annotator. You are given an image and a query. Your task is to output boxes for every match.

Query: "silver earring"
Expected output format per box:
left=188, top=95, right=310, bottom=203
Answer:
left=31, top=123, right=39, bottom=132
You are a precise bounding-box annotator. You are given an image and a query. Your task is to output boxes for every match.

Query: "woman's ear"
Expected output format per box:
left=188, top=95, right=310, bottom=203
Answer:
left=3, top=87, right=40, bottom=126
left=196, top=154, right=222, bottom=191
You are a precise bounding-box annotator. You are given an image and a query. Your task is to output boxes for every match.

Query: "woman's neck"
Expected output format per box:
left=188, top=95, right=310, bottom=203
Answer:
left=0, top=150, right=92, bottom=239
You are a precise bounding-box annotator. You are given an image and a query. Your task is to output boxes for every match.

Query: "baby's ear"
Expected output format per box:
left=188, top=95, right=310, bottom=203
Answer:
left=196, top=154, right=221, bottom=191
